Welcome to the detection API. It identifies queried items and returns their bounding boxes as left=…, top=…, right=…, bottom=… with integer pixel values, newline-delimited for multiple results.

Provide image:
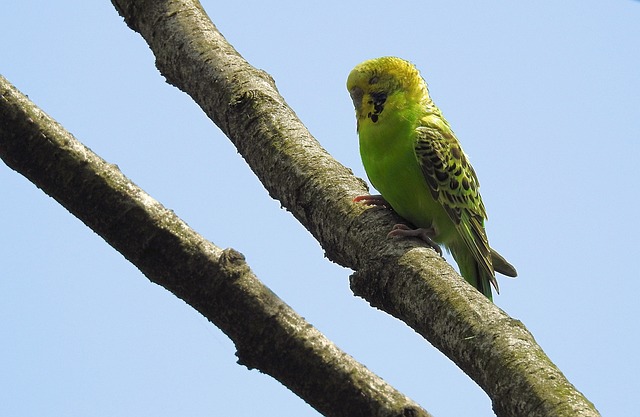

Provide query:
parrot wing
left=414, top=122, right=497, bottom=290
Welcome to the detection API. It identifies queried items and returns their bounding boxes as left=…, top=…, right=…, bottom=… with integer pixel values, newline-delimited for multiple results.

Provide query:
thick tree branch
left=106, top=1, right=600, bottom=416
left=0, top=75, right=432, bottom=417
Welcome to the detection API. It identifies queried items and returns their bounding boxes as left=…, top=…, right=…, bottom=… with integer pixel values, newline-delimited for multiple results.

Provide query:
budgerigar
left=347, top=56, right=516, bottom=300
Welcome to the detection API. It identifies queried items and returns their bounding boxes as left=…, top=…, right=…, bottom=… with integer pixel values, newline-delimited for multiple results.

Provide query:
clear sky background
left=2, top=1, right=639, bottom=416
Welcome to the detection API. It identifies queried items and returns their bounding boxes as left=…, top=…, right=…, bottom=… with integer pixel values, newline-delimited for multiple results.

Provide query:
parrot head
left=347, top=57, right=430, bottom=130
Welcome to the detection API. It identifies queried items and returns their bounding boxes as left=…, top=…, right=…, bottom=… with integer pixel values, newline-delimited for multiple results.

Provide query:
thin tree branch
left=106, top=1, right=600, bottom=416
left=0, top=74, right=432, bottom=417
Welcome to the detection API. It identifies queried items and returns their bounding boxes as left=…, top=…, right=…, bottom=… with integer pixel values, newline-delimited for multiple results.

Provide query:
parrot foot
left=388, top=224, right=443, bottom=256
left=354, top=196, right=443, bottom=256
left=353, top=194, right=390, bottom=208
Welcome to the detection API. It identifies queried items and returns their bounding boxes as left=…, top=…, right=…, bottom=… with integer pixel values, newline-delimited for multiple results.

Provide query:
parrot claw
left=388, top=224, right=443, bottom=256
left=355, top=196, right=443, bottom=256
left=353, top=194, right=390, bottom=208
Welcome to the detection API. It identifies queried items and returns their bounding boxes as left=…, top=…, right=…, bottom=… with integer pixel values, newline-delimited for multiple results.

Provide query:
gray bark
left=0, top=74, right=432, bottom=417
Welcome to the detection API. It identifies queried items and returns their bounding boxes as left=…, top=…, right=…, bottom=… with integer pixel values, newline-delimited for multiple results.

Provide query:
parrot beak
left=349, top=86, right=364, bottom=113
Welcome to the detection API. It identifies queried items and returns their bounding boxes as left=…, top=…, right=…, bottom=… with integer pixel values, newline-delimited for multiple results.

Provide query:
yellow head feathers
left=347, top=57, right=432, bottom=128
left=347, top=57, right=424, bottom=92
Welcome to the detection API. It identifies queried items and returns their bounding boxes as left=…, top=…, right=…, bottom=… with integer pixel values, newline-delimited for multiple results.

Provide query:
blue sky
left=2, top=1, right=639, bottom=416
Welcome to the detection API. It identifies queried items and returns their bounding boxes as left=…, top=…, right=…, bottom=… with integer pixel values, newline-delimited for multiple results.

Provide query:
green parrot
left=347, top=56, right=516, bottom=300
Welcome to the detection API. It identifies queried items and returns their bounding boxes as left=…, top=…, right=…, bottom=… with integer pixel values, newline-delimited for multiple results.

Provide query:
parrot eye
left=368, top=76, right=378, bottom=85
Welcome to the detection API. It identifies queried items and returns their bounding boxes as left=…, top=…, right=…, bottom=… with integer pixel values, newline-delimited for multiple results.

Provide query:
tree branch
left=105, top=1, right=600, bottom=416
left=0, top=74, right=432, bottom=417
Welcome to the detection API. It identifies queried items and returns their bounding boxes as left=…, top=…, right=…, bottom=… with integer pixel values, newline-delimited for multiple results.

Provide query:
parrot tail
left=491, top=247, right=517, bottom=278
left=452, top=246, right=496, bottom=301
left=475, top=263, right=495, bottom=301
